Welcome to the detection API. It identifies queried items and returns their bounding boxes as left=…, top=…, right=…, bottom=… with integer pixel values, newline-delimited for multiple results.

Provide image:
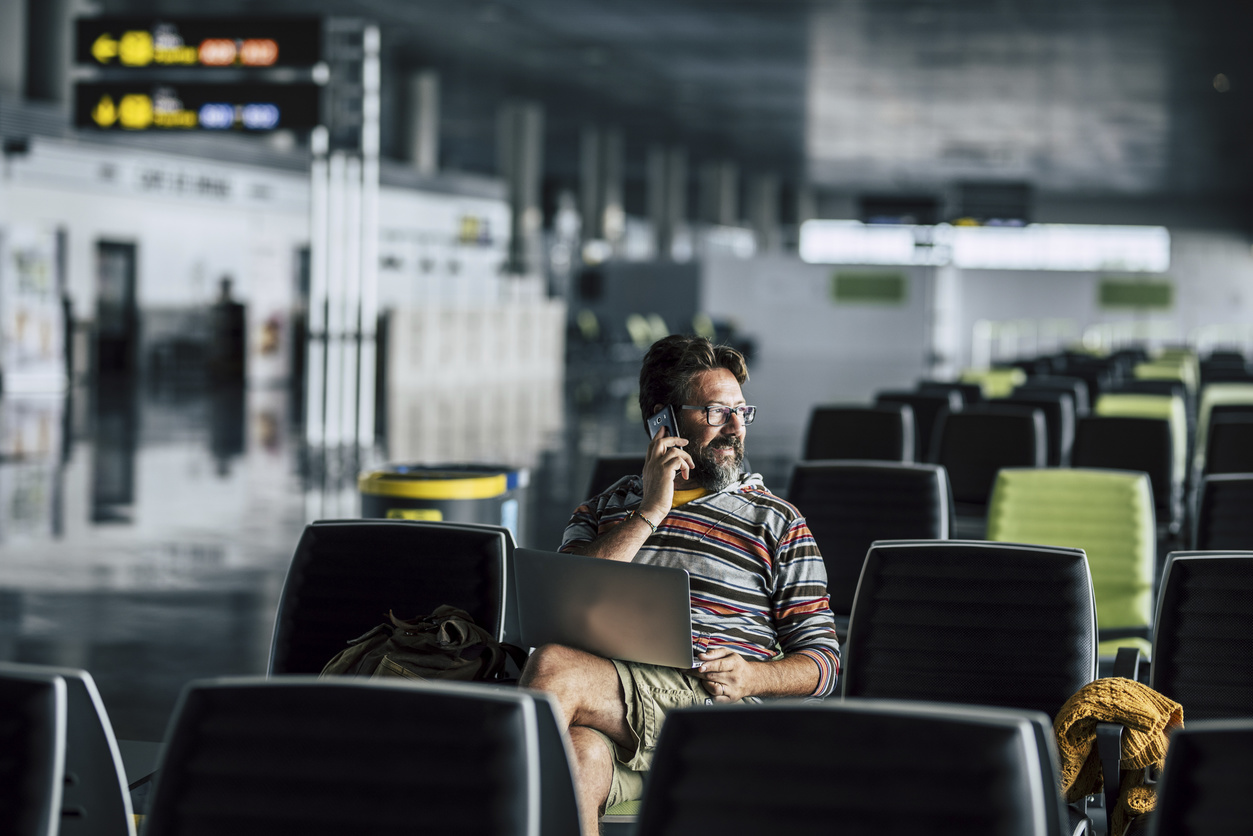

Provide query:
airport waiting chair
left=1202, top=413, right=1253, bottom=475
left=1016, top=375, right=1091, bottom=417
left=1193, top=474, right=1253, bottom=551
left=875, top=389, right=961, bottom=462
left=786, top=461, right=951, bottom=637
left=1006, top=388, right=1076, bottom=466
left=142, top=677, right=559, bottom=836
left=801, top=403, right=914, bottom=462
left=960, top=366, right=1027, bottom=399
left=268, top=519, right=510, bottom=675
left=0, top=662, right=136, bottom=836
left=1095, top=392, right=1188, bottom=493
left=917, top=379, right=984, bottom=406
left=1134, top=360, right=1197, bottom=397
left=635, top=700, right=1070, bottom=836
left=1150, top=551, right=1253, bottom=721
left=929, top=404, right=1047, bottom=524
left=1109, top=379, right=1196, bottom=475
left=0, top=666, right=66, bottom=836
left=1071, top=416, right=1182, bottom=537
left=1194, top=382, right=1253, bottom=476
left=586, top=453, right=646, bottom=498
left=986, top=468, right=1155, bottom=658
left=1149, top=718, right=1253, bottom=836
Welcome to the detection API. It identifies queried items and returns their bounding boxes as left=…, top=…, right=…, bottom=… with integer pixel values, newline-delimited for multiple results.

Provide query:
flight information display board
left=75, top=17, right=322, bottom=69
left=74, top=82, right=321, bottom=131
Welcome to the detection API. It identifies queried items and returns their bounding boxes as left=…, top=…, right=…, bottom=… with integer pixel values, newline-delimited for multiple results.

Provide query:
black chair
left=1150, top=551, right=1253, bottom=721
left=917, top=379, right=984, bottom=406
left=1194, top=474, right=1253, bottom=551
left=636, top=700, right=1069, bottom=836
left=929, top=405, right=1046, bottom=522
left=1149, top=718, right=1253, bottom=835
left=143, top=677, right=556, bottom=836
left=1007, top=389, right=1076, bottom=466
left=1071, top=416, right=1181, bottom=536
left=874, top=389, right=961, bottom=462
left=801, top=404, right=914, bottom=462
left=0, top=666, right=66, bottom=836
left=1016, top=375, right=1091, bottom=417
left=1203, top=414, right=1253, bottom=475
left=586, top=453, right=645, bottom=498
left=0, top=662, right=135, bottom=836
left=1111, top=379, right=1196, bottom=477
left=787, top=461, right=950, bottom=637
left=268, top=519, right=510, bottom=675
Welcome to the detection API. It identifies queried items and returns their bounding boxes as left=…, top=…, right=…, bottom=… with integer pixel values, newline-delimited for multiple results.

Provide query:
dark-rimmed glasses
left=680, top=405, right=757, bottom=426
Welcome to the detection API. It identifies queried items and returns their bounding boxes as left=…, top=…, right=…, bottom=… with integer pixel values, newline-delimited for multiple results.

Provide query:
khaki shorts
left=588, top=659, right=722, bottom=809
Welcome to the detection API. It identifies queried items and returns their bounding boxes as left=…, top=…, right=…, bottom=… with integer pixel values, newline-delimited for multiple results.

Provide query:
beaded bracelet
left=627, top=509, right=658, bottom=535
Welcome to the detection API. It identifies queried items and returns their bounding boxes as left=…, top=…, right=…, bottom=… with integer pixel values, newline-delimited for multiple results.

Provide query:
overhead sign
left=75, top=17, right=322, bottom=69
left=74, top=83, right=321, bottom=132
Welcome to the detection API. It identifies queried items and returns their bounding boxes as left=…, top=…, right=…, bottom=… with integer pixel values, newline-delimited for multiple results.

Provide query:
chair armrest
left=1095, top=722, right=1123, bottom=834
left=1112, top=647, right=1143, bottom=681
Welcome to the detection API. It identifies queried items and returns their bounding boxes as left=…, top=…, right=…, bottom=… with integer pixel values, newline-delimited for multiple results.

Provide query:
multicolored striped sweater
left=560, top=472, right=841, bottom=697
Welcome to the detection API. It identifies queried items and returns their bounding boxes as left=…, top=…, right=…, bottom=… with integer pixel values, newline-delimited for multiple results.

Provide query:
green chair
left=986, top=468, right=1155, bottom=659
left=1134, top=359, right=1197, bottom=396
left=960, top=367, right=1027, bottom=399
left=1195, top=382, right=1253, bottom=476
left=1094, top=392, right=1188, bottom=494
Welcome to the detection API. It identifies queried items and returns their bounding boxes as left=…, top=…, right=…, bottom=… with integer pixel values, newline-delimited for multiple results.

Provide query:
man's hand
left=692, top=646, right=758, bottom=703
left=640, top=428, right=692, bottom=522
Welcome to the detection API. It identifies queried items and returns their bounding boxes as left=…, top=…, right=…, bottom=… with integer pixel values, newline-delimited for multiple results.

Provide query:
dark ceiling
left=95, top=0, right=1253, bottom=216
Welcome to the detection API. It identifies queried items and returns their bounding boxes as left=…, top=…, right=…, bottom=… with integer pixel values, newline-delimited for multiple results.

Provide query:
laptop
left=513, top=547, right=695, bottom=669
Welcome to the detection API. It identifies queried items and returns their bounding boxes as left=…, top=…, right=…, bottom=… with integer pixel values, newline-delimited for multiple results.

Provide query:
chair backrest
left=1015, top=375, right=1091, bottom=416
left=1149, top=718, right=1253, bottom=836
left=1134, top=359, right=1197, bottom=394
left=1071, top=416, right=1176, bottom=519
left=1203, top=414, right=1253, bottom=475
left=1151, top=551, right=1253, bottom=721
left=874, top=390, right=961, bottom=462
left=930, top=405, right=1047, bottom=510
left=1196, top=382, right=1253, bottom=475
left=802, top=404, right=914, bottom=462
left=268, top=519, right=509, bottom=674
left=636, top=699, right=1066, bottom=836
left=960, top=367, right=1027, bottom=399
left=1095, top=392, right=1188, bottom=490
left=787, top=461, right=950, bottom=619
left=1194, top=474, right=1253, bottom=551
left=986, top=468, right=1155, bottom=654
left=0, top=667, right=66, bottom=836
left=917, top=380, right=984, bottom=406
left=144, top=677, right=543, bottom=836
left=0, top=662, right=135, bottom=836
left=842, top=540, right=1097, bottom=719
left=586, top=453, right=645, bottom=499
left=1006, top=389, right=1076, bottom=466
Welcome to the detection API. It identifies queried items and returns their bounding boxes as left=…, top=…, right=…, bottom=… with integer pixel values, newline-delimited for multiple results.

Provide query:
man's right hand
left=641, top=428, right=691, bottom=522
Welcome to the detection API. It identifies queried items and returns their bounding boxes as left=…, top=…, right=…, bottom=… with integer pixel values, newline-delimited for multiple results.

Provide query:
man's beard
left=686, top=434, right=745, bottom=492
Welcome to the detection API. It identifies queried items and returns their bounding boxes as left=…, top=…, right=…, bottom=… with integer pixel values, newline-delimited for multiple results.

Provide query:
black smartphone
left=645, top=405, right=679, bottom=439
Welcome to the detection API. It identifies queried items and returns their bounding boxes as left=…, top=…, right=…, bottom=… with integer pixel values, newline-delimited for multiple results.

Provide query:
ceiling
left=94, top=0, right=1253, bottom=217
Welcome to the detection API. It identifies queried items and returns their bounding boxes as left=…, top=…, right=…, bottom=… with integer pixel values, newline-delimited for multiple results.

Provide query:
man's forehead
left=688, top=368, right=745, bottom=404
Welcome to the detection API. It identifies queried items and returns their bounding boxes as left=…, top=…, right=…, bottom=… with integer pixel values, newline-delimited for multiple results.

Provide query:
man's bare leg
left=520, top=644, right=634, bottom=834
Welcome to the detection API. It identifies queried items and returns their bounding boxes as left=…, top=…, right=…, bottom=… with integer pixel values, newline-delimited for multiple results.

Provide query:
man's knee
left=519, top=643, right=593, bottom=690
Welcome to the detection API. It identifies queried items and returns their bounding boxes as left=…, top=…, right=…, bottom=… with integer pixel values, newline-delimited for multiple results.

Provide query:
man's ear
left=652, top=404, right=663, bottom=415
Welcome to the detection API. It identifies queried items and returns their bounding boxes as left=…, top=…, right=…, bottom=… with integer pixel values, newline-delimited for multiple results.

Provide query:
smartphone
left=645, top=405, right=679, bottom=439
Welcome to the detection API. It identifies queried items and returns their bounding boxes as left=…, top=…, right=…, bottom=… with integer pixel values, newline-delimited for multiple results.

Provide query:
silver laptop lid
left=514, top=548, right=695, bottom=669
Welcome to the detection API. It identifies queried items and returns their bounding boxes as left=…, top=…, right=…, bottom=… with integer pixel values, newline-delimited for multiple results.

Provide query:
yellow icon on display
left=91, top=95, right=118, bottom=127
left=118, top=94, right=154, bottom=129
left=91, top=33, right=119, bottom=63
left=118, top=30, right=154, bottom=66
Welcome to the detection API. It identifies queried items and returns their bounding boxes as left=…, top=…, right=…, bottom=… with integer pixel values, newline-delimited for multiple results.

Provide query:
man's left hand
left=692, top=647, right=756, bottom=703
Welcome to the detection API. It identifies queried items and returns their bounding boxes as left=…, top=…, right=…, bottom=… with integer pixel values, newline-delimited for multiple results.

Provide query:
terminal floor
left=0, top=361, right=805, bottom=745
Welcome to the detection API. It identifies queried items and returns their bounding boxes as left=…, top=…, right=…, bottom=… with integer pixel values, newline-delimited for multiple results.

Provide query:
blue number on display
left=198, top=103, right=235, bottom=130
left=241, top=104, right=280, bottom=130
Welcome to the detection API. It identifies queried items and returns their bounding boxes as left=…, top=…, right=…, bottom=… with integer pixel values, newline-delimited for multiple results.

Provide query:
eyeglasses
left=680, top=405, right=757, bottom=426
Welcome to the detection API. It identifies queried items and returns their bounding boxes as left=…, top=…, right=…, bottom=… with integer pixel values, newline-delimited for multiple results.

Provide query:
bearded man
left=520, top=334, right=841, bottom=834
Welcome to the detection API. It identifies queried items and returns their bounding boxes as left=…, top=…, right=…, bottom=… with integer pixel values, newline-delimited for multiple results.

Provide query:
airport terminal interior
left=2, top=0, right=1253, bottom=831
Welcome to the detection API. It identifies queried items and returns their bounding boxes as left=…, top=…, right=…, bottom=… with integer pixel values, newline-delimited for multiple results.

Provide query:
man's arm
left=566, top=429, right=693, bottom=562
left=691, top=647, right=822, bottom=702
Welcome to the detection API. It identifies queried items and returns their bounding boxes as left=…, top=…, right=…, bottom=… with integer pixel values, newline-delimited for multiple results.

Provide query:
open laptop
left=513, top=547, right=695, bottom=669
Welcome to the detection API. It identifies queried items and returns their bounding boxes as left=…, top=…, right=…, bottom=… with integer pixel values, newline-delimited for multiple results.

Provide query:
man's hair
left=638, top=335, right=749, bottom=418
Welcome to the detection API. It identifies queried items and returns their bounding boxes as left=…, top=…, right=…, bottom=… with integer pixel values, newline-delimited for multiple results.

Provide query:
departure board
left=74, top=83, right=321, bottom=131
left=75, top=17, right=322, bottom=69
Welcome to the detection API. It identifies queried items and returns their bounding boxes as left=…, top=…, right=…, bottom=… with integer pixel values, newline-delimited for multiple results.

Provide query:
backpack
left=319, top=604, right=527, bottom=682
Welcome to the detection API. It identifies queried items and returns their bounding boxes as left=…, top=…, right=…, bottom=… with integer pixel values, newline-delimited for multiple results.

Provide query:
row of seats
left=7, top=539, right=1249, bottom=835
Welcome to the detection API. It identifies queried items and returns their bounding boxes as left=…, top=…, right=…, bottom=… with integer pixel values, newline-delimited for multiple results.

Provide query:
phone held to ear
left=645, top=405, right=679, bottom=439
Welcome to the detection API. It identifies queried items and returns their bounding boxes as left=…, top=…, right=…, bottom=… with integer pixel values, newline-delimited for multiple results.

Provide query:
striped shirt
left=560, top=472, right=841, bottom=697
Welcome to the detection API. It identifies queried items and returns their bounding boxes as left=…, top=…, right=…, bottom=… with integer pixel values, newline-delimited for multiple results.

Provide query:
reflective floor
left=0, top=352, right=807, bottom=743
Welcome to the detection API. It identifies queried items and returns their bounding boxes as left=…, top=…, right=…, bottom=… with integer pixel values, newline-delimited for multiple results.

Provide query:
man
left=520, top=334, right=840, bottom=833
